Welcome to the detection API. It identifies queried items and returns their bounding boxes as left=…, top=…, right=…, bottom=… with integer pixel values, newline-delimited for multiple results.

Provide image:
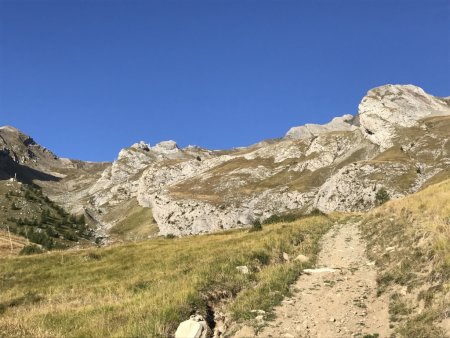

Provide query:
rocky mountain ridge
left=1, top=84, right=449, bottom=239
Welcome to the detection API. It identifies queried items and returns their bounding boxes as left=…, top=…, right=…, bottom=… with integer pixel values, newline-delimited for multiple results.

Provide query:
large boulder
left=175, top=315, right=212, bottom=338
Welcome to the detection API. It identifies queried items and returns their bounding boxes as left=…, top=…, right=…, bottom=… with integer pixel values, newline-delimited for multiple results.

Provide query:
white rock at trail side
left=175, top=320, right=203, bottom=338
left=175, top=315, right=211, bottom=338
left=358, top=84, right=450, bottom=149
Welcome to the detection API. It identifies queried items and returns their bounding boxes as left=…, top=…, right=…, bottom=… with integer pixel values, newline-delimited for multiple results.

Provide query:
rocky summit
left=1, top=84, right=449, bottom=239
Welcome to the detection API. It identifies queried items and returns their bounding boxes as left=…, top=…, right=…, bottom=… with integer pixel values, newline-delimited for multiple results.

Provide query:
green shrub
left=263, top=210, right=325, bottom=225
left=84, top=252, right=102, bottom=261
left=250, top=219, right=262, bottom=232
left=375, top=188, right=390, bottom=205
left=308, top=208, right=325, bottom=216
left=250, top=250, right=270, bottom=265
left=19, top=245, right=44, bottom=255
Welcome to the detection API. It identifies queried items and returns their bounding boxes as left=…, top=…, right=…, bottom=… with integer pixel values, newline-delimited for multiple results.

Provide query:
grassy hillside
left=361, top=178, right=450, bottom=337
left=0, top=181, right=94, bottom=254
left=106, top=199, right=159, bottom=241
left=0, top=229, right=28, bottom=256
left=0, top=214, right=336, bottom=337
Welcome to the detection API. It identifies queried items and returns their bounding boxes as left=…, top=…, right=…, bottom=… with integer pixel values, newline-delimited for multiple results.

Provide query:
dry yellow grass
left=361, top=178, right=450, bottom=337
left=0, top=229, right=28, bottom=256
left=0, top=214, right=337, bottom=337
left=107, top=199, right=159, bottom=241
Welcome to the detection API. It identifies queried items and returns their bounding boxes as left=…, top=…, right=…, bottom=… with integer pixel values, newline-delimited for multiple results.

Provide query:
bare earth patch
left=239, top=220, right=392, bottom=338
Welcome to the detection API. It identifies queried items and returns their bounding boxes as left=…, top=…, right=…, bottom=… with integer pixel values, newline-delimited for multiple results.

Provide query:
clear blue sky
left=1, top=0, right=449, bottom=161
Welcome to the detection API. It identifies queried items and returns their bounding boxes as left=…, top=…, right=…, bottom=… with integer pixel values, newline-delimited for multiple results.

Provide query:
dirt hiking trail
left=235, top=220, right=391, bottom=338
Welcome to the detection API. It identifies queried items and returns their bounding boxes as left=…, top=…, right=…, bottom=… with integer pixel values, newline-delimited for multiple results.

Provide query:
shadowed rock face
left=0, top=151, right=61, bottom=184
left=0, top=126, right=63, bottom=183
left=2, top=84, right=449, bottom=238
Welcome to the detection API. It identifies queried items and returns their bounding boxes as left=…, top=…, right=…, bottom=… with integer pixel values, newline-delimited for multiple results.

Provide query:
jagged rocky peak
left=1, top=125, right=36, bottom=146
left=358, top=84, right=450, bottom=149
left=0, top=125, right=21, bottom=133
left=0, top=125, right=58, bottom=164
left=284, top=114, right=356, bottom=140
left=131, top=141, right=150, bottom=151
left=285, top=84, right=450, bottom=147
left=360, top=84, right=450, bottom=120
left=151, top=140, right=179, bottom=153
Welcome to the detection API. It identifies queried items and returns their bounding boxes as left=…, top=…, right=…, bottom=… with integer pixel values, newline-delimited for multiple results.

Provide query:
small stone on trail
left=255, top=315, right=264, bottom=322
left=303, top=267, right=338, bottom=273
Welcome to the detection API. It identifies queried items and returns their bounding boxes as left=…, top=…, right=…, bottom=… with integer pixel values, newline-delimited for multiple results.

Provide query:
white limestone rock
left=131, top=141, right=150, bottom=151
left=358, top=84, right=450, bottom=149
left=285, top=114, right=356, bottom=140
left=152, top=140, right=180, bottom=153
left=175, top=315, right=211, bottom=338
left=48, top=84, right=449, bottom=238
left=313, top=162, right=411, bottom=212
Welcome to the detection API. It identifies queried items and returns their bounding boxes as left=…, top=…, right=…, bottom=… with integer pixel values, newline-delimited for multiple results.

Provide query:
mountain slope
left=1, top=179, right=448, bottom=337
left=76, top=84, right=449, bottom=237
left=1, top=84, right=449, bottom=240
left=362, top=177, right=450, bottom=337
left=0, top=180, right=95, bottom=254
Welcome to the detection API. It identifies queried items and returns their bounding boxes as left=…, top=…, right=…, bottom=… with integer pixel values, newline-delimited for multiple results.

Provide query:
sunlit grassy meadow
left=0, top=214, right=336, bottom=337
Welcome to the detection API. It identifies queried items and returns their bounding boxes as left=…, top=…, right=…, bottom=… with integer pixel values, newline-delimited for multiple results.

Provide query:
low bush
left=19, top=245, right=44, bottom=255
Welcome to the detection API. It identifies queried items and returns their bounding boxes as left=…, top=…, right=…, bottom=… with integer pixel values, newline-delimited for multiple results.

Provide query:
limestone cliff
left=2, top=84, right=449, bottom=239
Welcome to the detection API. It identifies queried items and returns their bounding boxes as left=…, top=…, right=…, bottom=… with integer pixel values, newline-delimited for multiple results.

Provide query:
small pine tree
left=250, top=219, right=263, bottom=232
left=375, top=188, right=390, bottom=205
left=77, top=214, right=86, bottom=225
left=24, top=190, right=32, bottom=201
left=40, top=209, right=49, bottom=224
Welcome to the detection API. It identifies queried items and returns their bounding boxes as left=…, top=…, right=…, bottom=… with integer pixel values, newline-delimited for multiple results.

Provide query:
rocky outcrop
left=5, top=84, right=448, bottom=239
left=314, top=162, right=405, bottom=213
left=72, top=86, right=450, bottom=236
left=0, top=125, right=60, bottom=167
left=358, top=84, right=450, bottom=149
left=285, top=114, right=357, bottom=139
